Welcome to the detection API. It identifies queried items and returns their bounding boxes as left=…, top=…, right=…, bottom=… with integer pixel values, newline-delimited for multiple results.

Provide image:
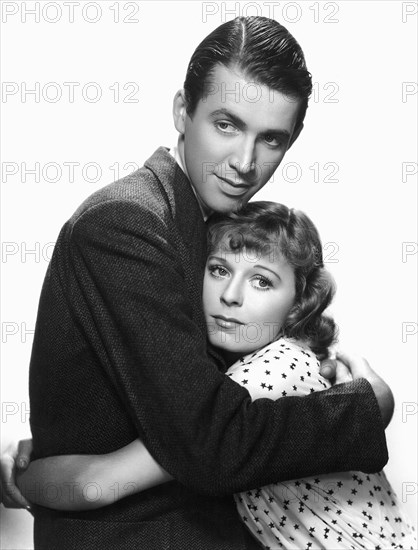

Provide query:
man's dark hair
left=184, top=16, right=312, bottom=132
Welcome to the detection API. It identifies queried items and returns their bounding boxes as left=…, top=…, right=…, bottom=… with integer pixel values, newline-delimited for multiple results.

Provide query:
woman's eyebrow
left=253, top=264, right=281, bottom=280
left=207, top=255, right=230, bottom=264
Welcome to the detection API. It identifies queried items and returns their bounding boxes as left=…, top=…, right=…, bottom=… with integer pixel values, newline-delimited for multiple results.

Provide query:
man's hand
left=319, top=357, right=352, bottom=383
left=337, top=352, right=394, bottom=428
left=1, top=439, right=33, bottom=510
left=320, top=357, right=353, bottom=385
left=319, top=358, right=337, bottom=380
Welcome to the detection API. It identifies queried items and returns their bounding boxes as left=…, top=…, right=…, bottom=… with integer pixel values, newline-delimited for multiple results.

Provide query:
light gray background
left=1, top=1, right=417, bottom=548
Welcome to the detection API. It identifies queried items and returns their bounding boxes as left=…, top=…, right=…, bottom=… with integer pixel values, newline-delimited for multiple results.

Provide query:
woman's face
left=203, top=242, right=296, bottom=360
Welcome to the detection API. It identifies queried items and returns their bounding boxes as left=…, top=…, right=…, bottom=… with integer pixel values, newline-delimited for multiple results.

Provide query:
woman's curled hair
left=207, top=201, right=338, bottom=360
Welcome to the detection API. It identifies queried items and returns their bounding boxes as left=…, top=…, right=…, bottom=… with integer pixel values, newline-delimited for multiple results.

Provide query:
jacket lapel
left=144, top=148, right=226, bottom=371
left=144, top=147, right=206, bottom=264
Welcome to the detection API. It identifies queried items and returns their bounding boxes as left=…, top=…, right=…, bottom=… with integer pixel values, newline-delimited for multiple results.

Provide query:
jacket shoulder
left=67, top=164, right=171, bottom=234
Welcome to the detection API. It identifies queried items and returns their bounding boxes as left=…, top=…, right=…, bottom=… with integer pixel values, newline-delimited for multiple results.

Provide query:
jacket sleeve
left=69, top=199, right=388, bottom=497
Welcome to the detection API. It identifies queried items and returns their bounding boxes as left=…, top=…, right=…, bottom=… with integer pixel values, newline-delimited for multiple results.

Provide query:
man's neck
left=173, top=137, right=212, bottom=221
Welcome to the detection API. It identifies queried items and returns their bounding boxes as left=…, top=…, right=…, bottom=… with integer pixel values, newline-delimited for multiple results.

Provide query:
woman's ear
left=173, top=89, right=187, bottom=135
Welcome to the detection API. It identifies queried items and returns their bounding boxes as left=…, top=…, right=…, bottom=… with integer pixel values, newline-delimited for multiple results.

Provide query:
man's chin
left=211, top=196, right=249, bottom=214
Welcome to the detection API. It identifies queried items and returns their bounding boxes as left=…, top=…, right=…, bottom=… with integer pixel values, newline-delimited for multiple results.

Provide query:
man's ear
left=288, top=123, right=303, bottom=149
left=173, top=89, right=187, bottom=134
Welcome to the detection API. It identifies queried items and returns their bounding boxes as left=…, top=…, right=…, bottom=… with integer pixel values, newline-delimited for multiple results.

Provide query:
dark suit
left=29, top=147, right=388, bottom=549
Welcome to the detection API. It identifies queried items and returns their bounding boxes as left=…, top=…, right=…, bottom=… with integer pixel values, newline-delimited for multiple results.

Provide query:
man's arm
left=63, top=200, right=388, bottom=497
left=4, top=354, right=392, bottom=510
left=15, top=439, right=172, bottom=511
left=2, top=357, right=391, bottom=509
left=337, top=352, right=394, bottom=427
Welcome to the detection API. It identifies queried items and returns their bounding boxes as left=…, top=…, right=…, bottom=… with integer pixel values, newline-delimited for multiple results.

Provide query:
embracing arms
left=2, top=193, right=390, bottom=510
left=9, top=353, right=393, bottom=511
left=15, top=440, right=171, bottom=511
left=62, top=201, right=388, bottom=494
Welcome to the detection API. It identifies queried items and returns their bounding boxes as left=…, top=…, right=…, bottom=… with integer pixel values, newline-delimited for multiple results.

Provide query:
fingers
left=334, top=360, right=353, bottom=384
left=0, top=451, right=31, bottom=509
left=319, top=358, right=337, bottom=379
left=16, top=439, right=33, bottom=470
left=337, top=352, right=393, bottom=427
left=336, top=351, right=372, bottom=379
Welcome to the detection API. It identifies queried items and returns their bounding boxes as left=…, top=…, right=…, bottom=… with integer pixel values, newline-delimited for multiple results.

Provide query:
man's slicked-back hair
left=184, top=16, right=312, bottom=131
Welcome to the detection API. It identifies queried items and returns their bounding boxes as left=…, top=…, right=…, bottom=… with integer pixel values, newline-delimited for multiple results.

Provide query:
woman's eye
left=251, top=276, right=273, bottom=290
left=208, top=265, right=229, bottom=278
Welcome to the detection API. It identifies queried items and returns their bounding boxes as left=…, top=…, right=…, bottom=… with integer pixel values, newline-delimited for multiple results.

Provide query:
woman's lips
left=212, top=315, right=244, bottom=330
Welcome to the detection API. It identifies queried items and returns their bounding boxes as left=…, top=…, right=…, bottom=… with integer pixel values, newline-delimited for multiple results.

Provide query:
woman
left=16, top=202, right=416, bottom=549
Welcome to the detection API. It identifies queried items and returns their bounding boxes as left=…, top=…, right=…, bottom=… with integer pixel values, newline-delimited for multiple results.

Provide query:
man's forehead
left=203, top=64, right=274, bottom=105
left=200, top=64, right=301, bottom=132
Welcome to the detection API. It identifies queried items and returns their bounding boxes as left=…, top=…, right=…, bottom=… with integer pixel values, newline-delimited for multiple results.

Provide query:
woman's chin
left=213, top=345, right=249, bottom=366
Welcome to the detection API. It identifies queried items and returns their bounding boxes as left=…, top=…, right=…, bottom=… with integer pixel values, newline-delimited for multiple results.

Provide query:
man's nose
left=228, top=136, right=257, bottom=175
left=220, top=280, right=243, bottom=307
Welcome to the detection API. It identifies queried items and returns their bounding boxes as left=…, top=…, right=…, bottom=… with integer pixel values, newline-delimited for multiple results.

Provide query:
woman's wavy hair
left=207, top=201, right=337, bottom=360
left=184, top=16, right=312, bottom=133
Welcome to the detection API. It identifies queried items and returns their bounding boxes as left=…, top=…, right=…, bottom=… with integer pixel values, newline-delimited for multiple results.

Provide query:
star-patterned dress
left=228, top=338, right=417, bottom=550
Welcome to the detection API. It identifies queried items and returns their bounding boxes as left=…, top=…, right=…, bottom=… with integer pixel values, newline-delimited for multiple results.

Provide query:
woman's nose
left=220, top=280, right=243, bottom=307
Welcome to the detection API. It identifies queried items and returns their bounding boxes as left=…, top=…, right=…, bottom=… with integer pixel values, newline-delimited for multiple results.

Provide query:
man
left=2, top=16, right=391, bottom=550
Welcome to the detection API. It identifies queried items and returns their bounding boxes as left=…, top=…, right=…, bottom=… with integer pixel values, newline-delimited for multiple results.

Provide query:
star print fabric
left=228, top=338, right=417, bottom=550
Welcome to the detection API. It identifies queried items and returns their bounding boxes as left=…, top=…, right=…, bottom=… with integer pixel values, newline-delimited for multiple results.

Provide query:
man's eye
left=264, top=134, right=282, bottom=147
left=216, top=121, right=236, bottom=133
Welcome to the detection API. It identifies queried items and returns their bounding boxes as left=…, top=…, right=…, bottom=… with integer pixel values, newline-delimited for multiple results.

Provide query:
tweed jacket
left=29, top=147, right=388, bottom=549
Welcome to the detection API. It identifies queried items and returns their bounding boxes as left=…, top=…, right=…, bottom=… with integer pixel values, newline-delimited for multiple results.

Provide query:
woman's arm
left=16, top=439, right=173, bottom=511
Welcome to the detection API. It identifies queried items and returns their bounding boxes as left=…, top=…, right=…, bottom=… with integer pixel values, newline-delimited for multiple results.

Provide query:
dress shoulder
left=226, top=338, right=331, bottom=401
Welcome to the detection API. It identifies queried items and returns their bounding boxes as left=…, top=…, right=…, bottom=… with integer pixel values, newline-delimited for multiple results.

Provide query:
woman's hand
left=1, top=439, right=33, bottom=510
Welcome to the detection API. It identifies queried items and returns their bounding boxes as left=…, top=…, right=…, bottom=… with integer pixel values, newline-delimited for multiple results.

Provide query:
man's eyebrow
left=209, top=108, right=291, bottom=140
left=209, top=108, right=247, bottom=129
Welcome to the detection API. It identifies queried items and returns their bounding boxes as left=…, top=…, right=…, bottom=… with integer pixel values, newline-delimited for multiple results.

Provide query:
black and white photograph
left=1, top=1, right=417, bottom=549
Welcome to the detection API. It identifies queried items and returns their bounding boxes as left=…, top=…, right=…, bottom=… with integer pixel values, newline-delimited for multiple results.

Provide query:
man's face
left=176, top=64, right=302, bottom=214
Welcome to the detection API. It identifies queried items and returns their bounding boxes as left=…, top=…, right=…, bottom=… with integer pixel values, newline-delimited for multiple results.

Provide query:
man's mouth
left=215, top=175, right=251, bottom=197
